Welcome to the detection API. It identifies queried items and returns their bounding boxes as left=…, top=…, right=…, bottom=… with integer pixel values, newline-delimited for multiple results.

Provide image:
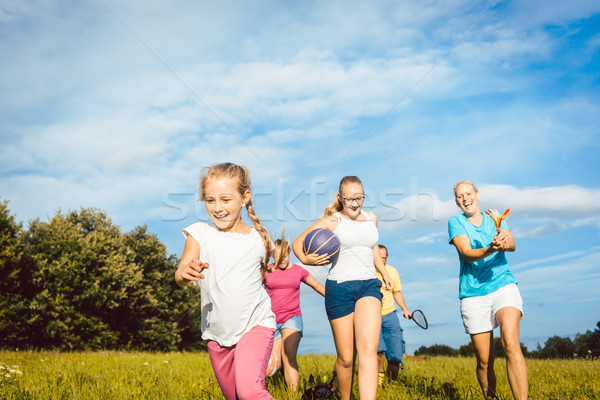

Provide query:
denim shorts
left=274, top=315, right=303, bottom=340
left=325, top=278, right=382, bottom=320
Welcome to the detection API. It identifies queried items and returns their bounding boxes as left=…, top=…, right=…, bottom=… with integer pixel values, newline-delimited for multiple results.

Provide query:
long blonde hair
left=323, top=176, right=363, bottom=217
left=270, top=233, right=290, bottom=271
left=199, top=162, right=272, bottom=268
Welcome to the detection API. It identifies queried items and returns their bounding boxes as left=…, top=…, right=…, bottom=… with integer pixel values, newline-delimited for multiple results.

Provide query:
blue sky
left=1, top=0, right=599, bottom=355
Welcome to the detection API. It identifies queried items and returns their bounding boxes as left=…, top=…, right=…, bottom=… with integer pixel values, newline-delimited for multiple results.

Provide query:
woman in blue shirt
left=449, top=181, right=528, bottom=400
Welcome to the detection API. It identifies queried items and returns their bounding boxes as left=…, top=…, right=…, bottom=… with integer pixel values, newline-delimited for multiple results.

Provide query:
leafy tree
left=0, top=200, right=27, bottom=346
left=122, top=225, right=202, bottom=350
left=0, top=200, right=22, bottom=288
left=574, top=321, right=600, bottom=358
left=1, top=206, right=203, bottom=351
left=533, top=336, right=577, bottom=359
left=415, top=344, right=457, bottom=356
left=458, top=342, right=475, bottom=357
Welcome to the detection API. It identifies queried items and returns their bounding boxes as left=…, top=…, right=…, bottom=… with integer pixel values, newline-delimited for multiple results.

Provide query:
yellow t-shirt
left=375, top=264, right=402, bottom=316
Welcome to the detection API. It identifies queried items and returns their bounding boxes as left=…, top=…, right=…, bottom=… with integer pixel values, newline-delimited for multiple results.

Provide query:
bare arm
left=451, top=234, right=495, bottom=263
left=371, top=213, right=393, bottom=290
left=451, top=228, right=516, bottom=263
left=175, top=235, right=208, bottom=287
left=304, top=274, right=326, bottom=296
left=292, top=215, right=339, bottom=265
left=392, top=290, right=412, bottom=320
left=374, top=244, right=393, bottom=290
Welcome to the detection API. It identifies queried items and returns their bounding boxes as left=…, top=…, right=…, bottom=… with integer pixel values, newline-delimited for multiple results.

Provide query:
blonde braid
left=246, top=199, right=272, bottom=269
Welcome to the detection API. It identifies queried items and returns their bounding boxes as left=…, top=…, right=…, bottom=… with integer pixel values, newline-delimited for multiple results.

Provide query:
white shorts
left=460, top=283, right=523, bottom=335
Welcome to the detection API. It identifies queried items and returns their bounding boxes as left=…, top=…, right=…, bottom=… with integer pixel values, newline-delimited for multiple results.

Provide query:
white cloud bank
left=378, top=184, right=600, bottom=238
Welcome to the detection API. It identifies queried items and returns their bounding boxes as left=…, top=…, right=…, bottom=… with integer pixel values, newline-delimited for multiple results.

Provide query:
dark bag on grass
left=301, top=371, right=339, bottom=400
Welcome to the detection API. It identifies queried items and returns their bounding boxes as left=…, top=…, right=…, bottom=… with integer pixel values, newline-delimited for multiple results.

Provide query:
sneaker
left=378, top=372, right=386, bottom=386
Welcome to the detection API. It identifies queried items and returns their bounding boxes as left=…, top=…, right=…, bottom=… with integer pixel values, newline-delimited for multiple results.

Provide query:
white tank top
left=327, top=211, right=379, bottom=283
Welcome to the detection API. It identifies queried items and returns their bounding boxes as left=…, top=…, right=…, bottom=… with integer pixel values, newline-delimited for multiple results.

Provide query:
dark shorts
left=325, top=278, right=382, bottom=320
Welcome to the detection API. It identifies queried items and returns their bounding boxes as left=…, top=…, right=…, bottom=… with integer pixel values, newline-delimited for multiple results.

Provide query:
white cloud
left=377, top=184, right=600, bottom=238
left=518, top=252, right=600, bottom=298
left=511, top=250, right=590, bottom=271
left=406, top=231, right=447, bottom=244
left=510, top=0, right=600, bottom=26
left=511, top=222, right=567, bottom=239
left=480, top=184, right=600, bottom=218
left=414, top=256, right=449, bottom=264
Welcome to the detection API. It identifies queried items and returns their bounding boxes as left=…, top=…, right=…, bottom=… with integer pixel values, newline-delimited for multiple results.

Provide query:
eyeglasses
left=340, top=195, right=365, bottom=204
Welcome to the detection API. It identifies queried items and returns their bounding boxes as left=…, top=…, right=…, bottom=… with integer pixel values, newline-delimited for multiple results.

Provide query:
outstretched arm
left=175, top=235, right=208, bottom=287
left=304, top=274, right=326, bottom=296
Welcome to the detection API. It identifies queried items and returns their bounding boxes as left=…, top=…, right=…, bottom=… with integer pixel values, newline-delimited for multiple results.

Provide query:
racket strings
left=412, top=310, right=428, bottom=329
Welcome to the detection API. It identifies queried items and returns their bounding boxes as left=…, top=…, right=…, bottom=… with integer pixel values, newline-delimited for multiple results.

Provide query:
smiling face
left=339, top=182, right=365, bottom=219
left=203, top=178, right=251, bottom=232
left=454, top=182, right=481, bottom=217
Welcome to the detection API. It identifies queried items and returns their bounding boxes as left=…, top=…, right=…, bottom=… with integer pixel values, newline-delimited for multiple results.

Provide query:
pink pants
left=207, top=325, right=275, bottom=400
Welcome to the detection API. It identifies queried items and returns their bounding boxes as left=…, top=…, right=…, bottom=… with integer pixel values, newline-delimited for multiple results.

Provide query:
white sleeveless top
left=182, top=222, right=275, bottom=346
left=327, top=211, right=379, bottom=283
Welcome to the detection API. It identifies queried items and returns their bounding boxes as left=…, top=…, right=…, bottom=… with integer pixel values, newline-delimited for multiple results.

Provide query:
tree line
left=415, top=322, right=600, bottom=359
left=0, top=201, right=203, bottom=351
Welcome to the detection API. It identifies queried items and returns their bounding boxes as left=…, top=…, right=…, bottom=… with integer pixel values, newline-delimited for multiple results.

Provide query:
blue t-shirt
left=448, top=213, right=517, bottom=299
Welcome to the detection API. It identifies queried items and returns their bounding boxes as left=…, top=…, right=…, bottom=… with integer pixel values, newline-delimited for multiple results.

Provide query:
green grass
left=1, top=351, right=598, bottom=399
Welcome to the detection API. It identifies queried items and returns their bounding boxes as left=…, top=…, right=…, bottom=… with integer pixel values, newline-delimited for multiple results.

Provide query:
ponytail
left=272, top=233, right=290, bottom=270
left=323, top=197, right=343, bottom=217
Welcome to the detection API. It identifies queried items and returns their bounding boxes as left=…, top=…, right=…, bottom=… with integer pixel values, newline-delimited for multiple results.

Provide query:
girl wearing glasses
left=292, top=176, right=393, bottom=400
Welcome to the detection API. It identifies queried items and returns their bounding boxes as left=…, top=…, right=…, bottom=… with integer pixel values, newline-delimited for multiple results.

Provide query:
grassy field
left=1, top=350, right=598, bottom=399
